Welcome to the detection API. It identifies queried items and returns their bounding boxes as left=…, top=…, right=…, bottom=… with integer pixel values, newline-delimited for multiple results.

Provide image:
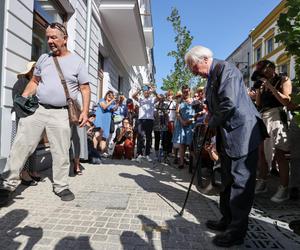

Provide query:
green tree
left=276, top=0, right=300, bottom=126
left=275, top=0, right=300, bottom=86
left=162, top=8, right=201, bottom=93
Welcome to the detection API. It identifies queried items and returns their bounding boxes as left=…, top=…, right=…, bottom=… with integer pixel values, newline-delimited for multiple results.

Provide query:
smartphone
left=142, top=85, right=149, bottom=91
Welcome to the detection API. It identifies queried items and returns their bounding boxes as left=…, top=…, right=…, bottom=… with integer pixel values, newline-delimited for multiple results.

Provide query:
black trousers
left=219, top=147, right=258, bottom=238
left=137, top=119, right=154, bottom=156
left=154, top=131, right=169, bottom=153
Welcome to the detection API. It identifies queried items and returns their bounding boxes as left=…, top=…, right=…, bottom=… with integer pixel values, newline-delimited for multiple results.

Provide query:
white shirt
left=167, top=100, right=177, bottom=122
left=138, top=96, right=156, bottom=120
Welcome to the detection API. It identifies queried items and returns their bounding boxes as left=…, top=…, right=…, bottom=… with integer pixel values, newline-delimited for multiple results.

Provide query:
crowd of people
left=0, top=21, right=299, bottom=248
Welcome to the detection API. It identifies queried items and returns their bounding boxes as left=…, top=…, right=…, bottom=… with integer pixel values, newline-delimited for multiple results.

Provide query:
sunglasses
left=49, top=22, right=68, bottom=36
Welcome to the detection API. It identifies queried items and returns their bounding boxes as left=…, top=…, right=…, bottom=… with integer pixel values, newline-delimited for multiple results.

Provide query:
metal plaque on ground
left=74, top=191, right=130, bottom=210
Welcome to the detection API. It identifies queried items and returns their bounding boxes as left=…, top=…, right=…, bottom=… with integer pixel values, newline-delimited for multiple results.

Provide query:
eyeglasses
left=49, top=22, right=68, bottom=36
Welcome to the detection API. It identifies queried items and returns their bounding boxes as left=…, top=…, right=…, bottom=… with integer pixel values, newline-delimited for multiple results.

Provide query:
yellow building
left=250, top=0, right=295, bottom=79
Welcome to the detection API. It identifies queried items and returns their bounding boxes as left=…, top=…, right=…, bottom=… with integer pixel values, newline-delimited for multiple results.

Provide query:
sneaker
left=90, top=157, right=102, bottom=165
left=255, top=179, right=268, bottom=194
left=55, top=189, right=75, bottom=201
left=271, top=185, right=289, bottom=203
left=163, top=157, right=170, bottom=165
left=133, top=155, right=143, bottom=163
left=102, top=152, right=109, bottom=158
left=0, top=189, right=12, bottom=207
left=145, top=155, right=153, bottom=163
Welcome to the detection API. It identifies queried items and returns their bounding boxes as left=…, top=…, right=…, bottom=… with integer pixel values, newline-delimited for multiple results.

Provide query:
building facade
left=0, top=0, right=155, bottom=168
left=226, top=36, right=252, bottom=87
left=250, top=0, right=295, bottom=79
left=226, top=0, right=295, bottom=88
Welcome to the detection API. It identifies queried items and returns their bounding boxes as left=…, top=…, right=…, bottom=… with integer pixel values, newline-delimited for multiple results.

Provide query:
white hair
left=185, top=45, right=213, bottom=65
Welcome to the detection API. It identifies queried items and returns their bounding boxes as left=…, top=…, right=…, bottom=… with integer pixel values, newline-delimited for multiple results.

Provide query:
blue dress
left=94, top=98, right=114, bottom=139
left=172, top=101, right=195, bottom=145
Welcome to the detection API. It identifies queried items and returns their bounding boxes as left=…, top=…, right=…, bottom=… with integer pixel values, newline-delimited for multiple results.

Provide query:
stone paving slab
left=0, top=158, right=300, bottom=249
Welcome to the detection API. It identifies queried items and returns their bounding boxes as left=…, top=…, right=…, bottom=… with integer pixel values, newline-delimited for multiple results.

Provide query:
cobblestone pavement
left=0, top=158, right=300, bottom=250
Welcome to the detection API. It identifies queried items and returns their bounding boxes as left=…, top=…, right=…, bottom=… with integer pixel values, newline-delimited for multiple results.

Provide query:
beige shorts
left=261, top=107, right=289, bottom=166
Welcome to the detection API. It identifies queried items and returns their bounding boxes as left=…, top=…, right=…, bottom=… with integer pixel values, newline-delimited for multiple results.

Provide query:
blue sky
left=152, top=0, right=282, bottom=91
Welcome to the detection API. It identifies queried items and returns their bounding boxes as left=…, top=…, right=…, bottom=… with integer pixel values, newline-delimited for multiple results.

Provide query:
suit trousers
left=219, top=147, right=258, bottom=237
left=0, top=105, right=71, bottom=193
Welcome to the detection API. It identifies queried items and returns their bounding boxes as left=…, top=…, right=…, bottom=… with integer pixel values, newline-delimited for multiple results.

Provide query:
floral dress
left=172, top=100, right=195, bottom=145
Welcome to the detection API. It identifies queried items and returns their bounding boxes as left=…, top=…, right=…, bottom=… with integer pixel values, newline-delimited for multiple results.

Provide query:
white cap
left=17, top=61, right=36, bottom=77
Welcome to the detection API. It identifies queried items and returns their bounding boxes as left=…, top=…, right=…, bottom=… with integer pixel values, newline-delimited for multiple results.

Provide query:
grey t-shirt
left=34, top=53, right=89, bottom=106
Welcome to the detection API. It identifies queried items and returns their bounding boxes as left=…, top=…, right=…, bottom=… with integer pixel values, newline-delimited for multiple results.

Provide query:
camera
left=115, top=92, right=123, bottom=102
left=251, top=70, right=265, bottom=89
left=191, top=100, right=204, bottom=113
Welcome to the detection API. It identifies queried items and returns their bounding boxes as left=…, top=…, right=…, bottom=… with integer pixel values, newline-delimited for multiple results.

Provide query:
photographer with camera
left=253, top=60, right=291, bottom=203
left=94, top=90, right=116, bottom=156
left=132, top=85, right=160, bottom=163
left=112, top=118, right=134, bottom=159
left=153, top=94, right=169, bottom=162
left=107, top=93, right=126, bottom=156
left=172, top=85, right=195, bottom=169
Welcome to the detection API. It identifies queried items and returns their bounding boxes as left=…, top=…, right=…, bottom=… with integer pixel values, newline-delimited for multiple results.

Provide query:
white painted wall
left=0, top=0, right=155, bottom=162
left=1, top=0, right=34, bottom=158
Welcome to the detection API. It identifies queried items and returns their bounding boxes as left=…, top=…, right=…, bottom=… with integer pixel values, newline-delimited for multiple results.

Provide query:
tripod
left=179, top=126, right=211, bottom=216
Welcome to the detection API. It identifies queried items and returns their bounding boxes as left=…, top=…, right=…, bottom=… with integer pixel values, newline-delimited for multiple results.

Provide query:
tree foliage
left=276, top=0, right=300, bottom=126
left=162, top=8, right=202, bottom=93
left=275, top=0, right=300, bottom=86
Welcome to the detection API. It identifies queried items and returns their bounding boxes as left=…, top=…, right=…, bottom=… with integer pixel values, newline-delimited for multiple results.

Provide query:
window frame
left=265, top=37, right=274, bottom=55
left=31, top=0, right=67, bottom=60
left=254, top=46, right=262, bottom=62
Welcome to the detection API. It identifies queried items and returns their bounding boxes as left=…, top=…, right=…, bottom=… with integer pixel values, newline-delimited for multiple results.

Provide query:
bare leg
left=179, top=144, right=186, bottom=166
left=275, top=149, right=289, bottom=187
left=257, top=143, right=268, bottom=180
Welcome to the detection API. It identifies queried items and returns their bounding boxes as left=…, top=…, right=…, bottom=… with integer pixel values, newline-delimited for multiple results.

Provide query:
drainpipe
left=85, top=0, right=92, bottom=67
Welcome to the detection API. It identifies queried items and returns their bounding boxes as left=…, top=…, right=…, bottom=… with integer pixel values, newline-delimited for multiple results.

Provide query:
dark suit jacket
left=206, top=59, right=264, bottom=158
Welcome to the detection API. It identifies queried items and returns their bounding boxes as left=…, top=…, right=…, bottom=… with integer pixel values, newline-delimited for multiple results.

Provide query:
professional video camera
left=251, top=70, right=265, bottom=89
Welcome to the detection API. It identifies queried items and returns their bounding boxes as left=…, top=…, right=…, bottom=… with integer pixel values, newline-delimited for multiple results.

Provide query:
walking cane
left=179, top=127, right=210, bottom=216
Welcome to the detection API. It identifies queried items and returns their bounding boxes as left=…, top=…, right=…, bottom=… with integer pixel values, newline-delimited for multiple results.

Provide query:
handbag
left=53, top=56, right=81, bottom=125
left=113, top=114, right=123, bottom=123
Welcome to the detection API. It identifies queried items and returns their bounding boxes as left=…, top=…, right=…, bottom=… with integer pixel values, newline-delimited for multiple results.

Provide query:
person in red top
left=113, top=118, right=134, bottom=160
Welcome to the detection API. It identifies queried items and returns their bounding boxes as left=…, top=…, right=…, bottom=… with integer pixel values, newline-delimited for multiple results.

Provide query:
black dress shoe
left=212, top=231, right=244, bottom=247
left=206, top=219, right=227, bottom=231
left=0, top=189, right=12, bottom=207
left=55, top=189, right=75, bottom=201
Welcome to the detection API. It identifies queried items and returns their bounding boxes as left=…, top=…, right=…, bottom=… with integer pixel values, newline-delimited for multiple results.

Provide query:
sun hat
left=17, top=61, right=36, bottom=77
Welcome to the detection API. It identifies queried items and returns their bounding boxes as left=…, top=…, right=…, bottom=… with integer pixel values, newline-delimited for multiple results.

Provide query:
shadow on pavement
left=0, top=209, right=43, bottom=250
left=54, top=236, right=93, bottom=250
left=119, top=167, right=300, bottom=249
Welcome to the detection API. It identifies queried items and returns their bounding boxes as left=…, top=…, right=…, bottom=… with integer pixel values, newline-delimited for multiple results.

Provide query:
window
left=31, top=0, right=67, bottom=60
left=118, top=76, right=123, bottom=92
left=278, top=63, right=289, bottom=76
left=266, top=37, right=274, bottom=54
left=255, top=46, right=261, bottom=62
left=98, top=53, right=105, bottom=98
left=34, top=0, right=65, bottom=24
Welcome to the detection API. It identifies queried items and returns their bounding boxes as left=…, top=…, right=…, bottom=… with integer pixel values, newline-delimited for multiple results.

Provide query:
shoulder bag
left=53, top=56, right=81, bottom=125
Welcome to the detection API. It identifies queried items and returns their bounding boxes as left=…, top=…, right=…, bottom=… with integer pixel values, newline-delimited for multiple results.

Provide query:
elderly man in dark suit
left=185, top=45, right=267, bottom=247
